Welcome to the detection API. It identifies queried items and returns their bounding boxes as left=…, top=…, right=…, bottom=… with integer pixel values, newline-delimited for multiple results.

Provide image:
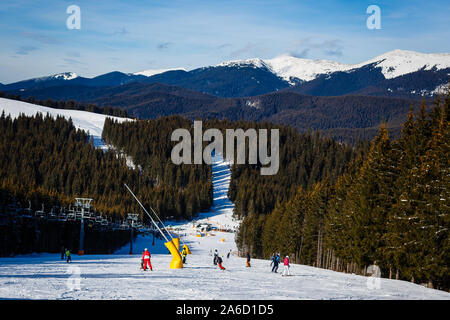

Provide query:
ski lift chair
left=47, top=207, right=58, bottom=221
left=67, top=211, right=76, bottom=222
left=95, top=214, right=104, bottom=223
left=101, top=218, right=108, bottom=226
left=22, top=201, right=33, bottom=218
left=120, top=220, right=130, bottom=230
left=57, top=207, right=67, bottom=222
left=75, top=209, right=83, bottom=220
left=35, top=204, right=46, bottom=220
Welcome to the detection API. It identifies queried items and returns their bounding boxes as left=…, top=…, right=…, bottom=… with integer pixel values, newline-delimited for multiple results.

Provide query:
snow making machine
left=124, top=184, right=189, bottom=269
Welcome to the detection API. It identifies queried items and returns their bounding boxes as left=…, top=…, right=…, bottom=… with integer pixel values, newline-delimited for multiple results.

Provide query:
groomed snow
left=0, top=97, right=130, bottom=147
left=0, top=153, right=449, bottom=300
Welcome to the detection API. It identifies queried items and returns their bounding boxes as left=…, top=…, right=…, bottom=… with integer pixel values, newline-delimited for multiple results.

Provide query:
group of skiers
left=270, top=253, right=291, bottom=276
left=61, top=244, right=292, bottom=275
left=140, top=246, right=188, bottom=271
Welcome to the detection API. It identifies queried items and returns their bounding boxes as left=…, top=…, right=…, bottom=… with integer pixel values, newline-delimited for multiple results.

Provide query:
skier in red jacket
left=282, top=255, right=291, bottom=276
left=142, top=248, right=153, bottom=271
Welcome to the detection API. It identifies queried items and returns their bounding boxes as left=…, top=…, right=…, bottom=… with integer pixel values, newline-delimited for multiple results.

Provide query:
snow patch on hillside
left=52, top=72, right=78, bottom=81
left=218, top=58, right=268, bottom=70
left=0, top=97, right=130, bottom=143
left=266, top=54, right=349, bottom=83
left=133, top=68, right=186, bottom=77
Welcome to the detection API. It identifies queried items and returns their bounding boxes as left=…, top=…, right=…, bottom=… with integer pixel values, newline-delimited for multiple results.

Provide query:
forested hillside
left=0, top=113, right=210, bottom=221
left=237, top=94, right=449, bottom=290
left=6, top=81, right=422, bottom=143
left=102, top=116, right=213, bottom=219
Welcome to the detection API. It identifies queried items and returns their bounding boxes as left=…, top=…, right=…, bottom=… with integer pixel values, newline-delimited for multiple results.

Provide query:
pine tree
left=344, top=123, right=399, bottom=269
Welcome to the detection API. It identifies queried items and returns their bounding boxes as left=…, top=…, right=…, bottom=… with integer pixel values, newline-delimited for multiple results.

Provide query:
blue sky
left=0, top=0, right=449, bottom=83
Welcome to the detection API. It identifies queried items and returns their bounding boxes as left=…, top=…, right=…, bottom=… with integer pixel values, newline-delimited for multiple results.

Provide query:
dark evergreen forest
left=236, top=95, right=449, bottom=290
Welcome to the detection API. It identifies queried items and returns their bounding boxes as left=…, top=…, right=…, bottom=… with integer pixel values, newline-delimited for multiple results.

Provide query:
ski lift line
left=148, top=205, right=174, bottom=240
left=148, top=205, right=189, bottom=248
left=124, top=183, right=170, bottom=243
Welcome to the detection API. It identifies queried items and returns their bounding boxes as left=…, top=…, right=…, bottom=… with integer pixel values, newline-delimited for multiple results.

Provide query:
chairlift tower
left=127, top=213, right=139, bottom=254
left=75, top=198, right=93, bottom=255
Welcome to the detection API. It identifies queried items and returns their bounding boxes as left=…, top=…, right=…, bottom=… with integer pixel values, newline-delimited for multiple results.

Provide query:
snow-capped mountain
left=351, top=49, right=450, bottom=79
left=133, top=67, right=186, bottom=77
left=220, top=49, right=450, bottom=83
left=2, top=50, right=449, bottom=99
left=50, top=72, right=79, bottom=81
left=26, top=72, right=79, bottom=82
left=266, top=55, right=350, bottom=84
left=218, top=57, right=269, bottom=69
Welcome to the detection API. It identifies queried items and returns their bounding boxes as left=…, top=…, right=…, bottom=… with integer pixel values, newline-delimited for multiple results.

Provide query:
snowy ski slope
left=0, top=97, right=130, bottom=147
left=0, top=153, right=449, bottom=300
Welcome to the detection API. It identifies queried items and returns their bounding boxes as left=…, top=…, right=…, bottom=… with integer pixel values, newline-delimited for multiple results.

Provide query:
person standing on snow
left=213, top=249, right=218, bottom=265
left=271, top=253, right=280, bottom=273
left=282, top=255, right=291, bottom=276
left=217, top=255, right=226, bottom=270
left=246, top=252, right=251, bottom=267
left=227, top=250, right=231, bottom=259
left=142, top=248, right=152, bottom=271
left=181, top=247, right=187, bottom=264
left=65, top=249, right=71, bottom=263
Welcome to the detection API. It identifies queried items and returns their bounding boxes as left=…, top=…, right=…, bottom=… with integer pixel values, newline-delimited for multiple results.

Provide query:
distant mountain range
left=1, top=49, right=447, bottom=143
left=1, top=80, right=422, bottom=143
left=1, top=50, right=449, bottom=99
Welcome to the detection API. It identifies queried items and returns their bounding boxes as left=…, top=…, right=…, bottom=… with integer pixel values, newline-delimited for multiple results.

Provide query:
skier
left=246, top=251, right=251, bottom=267
left=65, top=249, right=71, bottom=263
left=227, top=249, right=231, bottom=259
left=282, top=255, right=291, bottom=276
left=271, top=253, right=280, bottom=273
left=142, top=248, right=152, bottom=271
left=213, top=249, right=218, bottom=265
left=217, top=255, right=226, bottom=270
left=181, top=247, right=187, bottom=264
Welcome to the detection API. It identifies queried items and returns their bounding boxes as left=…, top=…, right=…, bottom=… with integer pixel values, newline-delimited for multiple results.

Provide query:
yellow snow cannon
left=164, top=239, right=183, bottom=269
left=172, top=237, right=180, bottom=250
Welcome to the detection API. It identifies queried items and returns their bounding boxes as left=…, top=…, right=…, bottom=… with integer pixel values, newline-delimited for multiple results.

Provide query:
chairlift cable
left=124, top=183, right=169, bottom=243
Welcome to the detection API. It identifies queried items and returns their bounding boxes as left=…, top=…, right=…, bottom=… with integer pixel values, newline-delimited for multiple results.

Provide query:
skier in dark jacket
left=271, top=253, right=280, bottom=273
left=246, top=252, right=251, bottom=267
left=213, top=249, right=218, bottom=265
left=217, top=256, right=225, bottom=270
left=181, top=247, right=187, bottom=264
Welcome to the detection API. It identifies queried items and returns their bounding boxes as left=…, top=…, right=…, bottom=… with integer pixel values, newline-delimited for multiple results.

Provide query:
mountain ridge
left=2, top=49, right=449, bottom=99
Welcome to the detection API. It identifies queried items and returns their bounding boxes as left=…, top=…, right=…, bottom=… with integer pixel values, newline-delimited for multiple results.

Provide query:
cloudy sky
left=0, top=0, right=449, bottom=83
